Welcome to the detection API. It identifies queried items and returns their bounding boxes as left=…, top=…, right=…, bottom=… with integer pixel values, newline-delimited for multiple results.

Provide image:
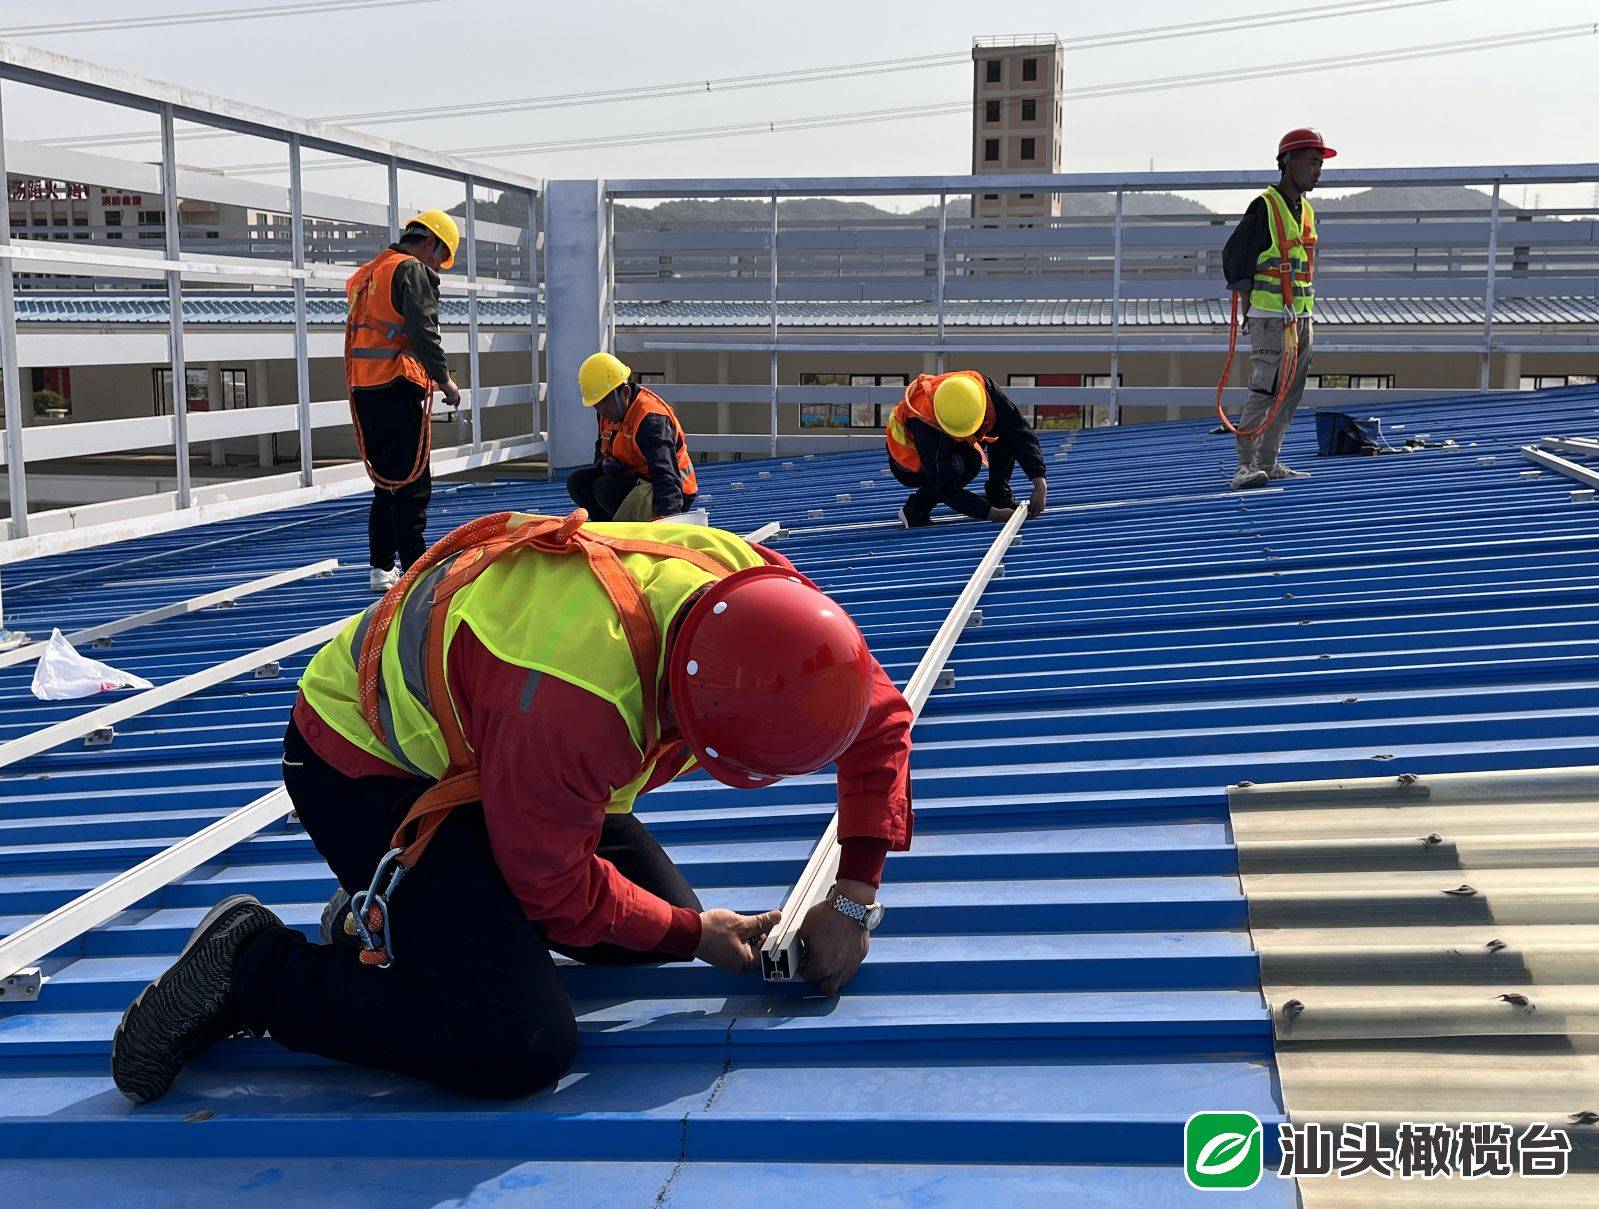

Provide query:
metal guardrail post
left=386, top=156, right=400, bottom=244
left=935, top=188, right=948, bottom=374
left=526, top=187, right=542, bottom=465
left=1110, top=186, right=1124, bottom=427
left=0, top=82, right=27, bottom=537
left=289, top=133, right=314, bottom=488
left=761, top=505, right=1030, bottom=981
left=604, top=195, right=617, bottom=352
left=768, top=193, right=779, bottom=457
left=159, top=103, right=192, bottom=509
left=465, top=178, right=482, bottom=453
left=1480, top=179, right=1502, bottom=393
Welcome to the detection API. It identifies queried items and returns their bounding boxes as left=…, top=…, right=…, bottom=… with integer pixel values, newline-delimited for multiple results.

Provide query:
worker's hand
left=987, top=505, right=1016, bottom=523
left=796, top=879, right=874, bottom=996
left=695, top=907, right=781, bottom=975
left=1027, top=478, right=1047, bottom=519
left=440, top=379, right=462, bottom=411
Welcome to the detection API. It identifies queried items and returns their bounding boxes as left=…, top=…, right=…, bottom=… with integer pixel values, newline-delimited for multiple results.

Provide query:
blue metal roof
left=3, top=384, right=1599, bottom=1202
left=12, top=293, right=1599, bottom=328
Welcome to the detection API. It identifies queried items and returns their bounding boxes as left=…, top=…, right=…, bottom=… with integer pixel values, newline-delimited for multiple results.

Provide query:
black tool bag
left=1315, top=411, right=1392, bottom=456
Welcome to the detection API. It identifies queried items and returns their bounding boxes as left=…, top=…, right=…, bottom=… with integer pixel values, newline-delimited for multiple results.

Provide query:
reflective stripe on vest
left=886, top=370, right=991, bottom=474
left=345, top=248, right=434, bottom=392
left=602, top=388, right=699, bottom=498
left=298, top=519, right=768, bottom=801
left=1249, top=187, right=1318, bottom=317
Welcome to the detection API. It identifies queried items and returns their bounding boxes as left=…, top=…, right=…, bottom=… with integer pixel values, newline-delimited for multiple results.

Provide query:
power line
left=42, top=0, right=1462, bottom=151
left=215, top=21, right=1597, bottom=172
left=0, top=0, right=443, bottom=38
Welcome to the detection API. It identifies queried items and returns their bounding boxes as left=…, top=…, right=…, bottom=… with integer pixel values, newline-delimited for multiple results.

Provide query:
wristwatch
left=827, top=887, right=885, bottom=932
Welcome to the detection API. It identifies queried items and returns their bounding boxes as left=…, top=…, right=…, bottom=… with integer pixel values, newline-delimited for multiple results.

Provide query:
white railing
left=0, top=39, right=546, bottom=546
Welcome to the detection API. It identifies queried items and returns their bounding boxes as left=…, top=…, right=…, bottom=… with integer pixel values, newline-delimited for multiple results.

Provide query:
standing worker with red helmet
left=109, top=511, right=912, bottom=1103
left=344, top=210, right=465, bottom=591
left=886, top=369, right=1048, bottom=528
left=1219, top=129, right=1334, bottom=490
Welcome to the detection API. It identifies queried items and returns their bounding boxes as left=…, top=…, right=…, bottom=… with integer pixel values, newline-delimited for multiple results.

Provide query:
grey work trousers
left=1235, top=313, right=1313, bottom=472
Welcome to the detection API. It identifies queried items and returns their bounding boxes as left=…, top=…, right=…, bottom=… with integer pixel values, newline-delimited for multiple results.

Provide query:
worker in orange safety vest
left=566, top=352, right=699, bottom=522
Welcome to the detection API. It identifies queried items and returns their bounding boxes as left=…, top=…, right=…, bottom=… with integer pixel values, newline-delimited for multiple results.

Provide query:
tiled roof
left=12, top=293, right=1599, bottom=328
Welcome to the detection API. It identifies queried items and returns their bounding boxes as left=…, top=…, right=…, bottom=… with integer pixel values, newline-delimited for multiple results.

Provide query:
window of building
left=153, top=366, right=249, bottom=415
left=1021, top=98, right=1037, bottom=122
left=72, top=215, right=88, bottom=241
left=984, top=193, right=999, bottom=201
left=1020, top=192, right=1035, bottom=200
left=984, top=100, right=1000, bottom=123
left=1304, top=374, right=1397, bottom=389
left=634, top=372, right=666, bottom=385
left=31, top=367, right=71, bottom=418
left=798, top=372, right=908, bottom=429
left=137, top=209, right=164, bottom=241
left=1006, top=372, right=1122, bottom=429
left=1020, top=137, right=1036, bottom=161
left=985, top=60, right=1001, bottom=84
left=1022, top=58, right=1038, bottom=81
left=1520, top=374, right=1599, bottom=391
left=104, top=211, right=122, bottom=240
left=983, top=138, right=999, bottom=163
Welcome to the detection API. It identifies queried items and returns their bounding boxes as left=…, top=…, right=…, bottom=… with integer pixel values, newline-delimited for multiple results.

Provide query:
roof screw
left=1397, top=773, right=1419, bottom=786
left=1233, top=780, right=1254, bottom=789
left=1442, top=884, right=1477, bottom=897
left=1421, top=833, right=1443, bottom=847
left=1281, top=999, right=1305, bottom=1023
left=1485, top=938, right=1508, bottom=954
left=1569, top=1111, right=1599, bottom=1126
left=1341, top=697, right=1358, bottom=704
left=1496, top=992, right=1535, bottom=1014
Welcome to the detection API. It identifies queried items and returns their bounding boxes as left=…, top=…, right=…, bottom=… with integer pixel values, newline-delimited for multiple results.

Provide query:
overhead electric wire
left=42, top=0, right=1461, bottom=151
left=213, top=20, right=1599, bottom=173
left=0, top=0, right=442, bottom=38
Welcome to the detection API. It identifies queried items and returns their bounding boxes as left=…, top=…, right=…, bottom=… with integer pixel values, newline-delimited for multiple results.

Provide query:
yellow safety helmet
left=403, top=209, right=461, bottom=270
left=933, top=374, right=987, bottom=439
left=579, top=351, right=632, bottom=408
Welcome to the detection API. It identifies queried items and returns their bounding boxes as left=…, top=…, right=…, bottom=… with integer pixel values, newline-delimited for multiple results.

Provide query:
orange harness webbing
left=349, top=509, right=742, bottom=964
left=345, top=373, right=434, bottom=493
left=1215, top=197, right=1315, bottom=441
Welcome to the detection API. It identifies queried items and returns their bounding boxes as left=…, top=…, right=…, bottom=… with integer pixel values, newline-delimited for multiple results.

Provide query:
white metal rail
left=0, top=558, right=338, bottom=669
left=761, top=505, right=1029, bottom=981
left=0, top=38, right=545, bottom=545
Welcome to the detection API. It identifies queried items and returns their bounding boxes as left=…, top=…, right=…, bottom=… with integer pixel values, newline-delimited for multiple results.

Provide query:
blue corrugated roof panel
left=3, top=384, right=1599, bottom=1202
left=11, top=293, right=1598, bottom=328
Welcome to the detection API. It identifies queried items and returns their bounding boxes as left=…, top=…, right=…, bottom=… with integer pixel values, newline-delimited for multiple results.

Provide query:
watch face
left=864, top=903, right=885, bottom=930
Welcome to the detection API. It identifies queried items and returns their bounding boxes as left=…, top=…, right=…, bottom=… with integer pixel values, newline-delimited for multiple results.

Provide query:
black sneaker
left=111, top=894, right=282, bottom=1104
left=319, top=888, right=360, bottom=950
left=898, top=504, right=931, bottom=529
left=985, top=489, right=1018, bottom=511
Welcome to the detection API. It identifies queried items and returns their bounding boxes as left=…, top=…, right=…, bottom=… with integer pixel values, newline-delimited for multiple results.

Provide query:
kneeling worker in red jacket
left=111, top=512, right=912, bottom=1102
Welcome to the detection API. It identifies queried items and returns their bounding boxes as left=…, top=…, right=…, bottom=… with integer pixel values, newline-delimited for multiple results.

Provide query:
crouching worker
left=111, top=511, right=912, bottom=1102
left=567, top=352, right=698, bottom=522
left=886, top=369, right=1047, bottom=528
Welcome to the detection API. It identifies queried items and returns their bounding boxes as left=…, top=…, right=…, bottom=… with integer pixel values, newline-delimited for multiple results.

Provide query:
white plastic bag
left=30, top=629, right=153, bottom=701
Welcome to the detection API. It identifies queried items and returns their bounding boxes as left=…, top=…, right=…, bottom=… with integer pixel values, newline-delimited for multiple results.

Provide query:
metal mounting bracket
left=84, top=727, right=114, bottom=748
left=0, top=967, right=41, bottom=1001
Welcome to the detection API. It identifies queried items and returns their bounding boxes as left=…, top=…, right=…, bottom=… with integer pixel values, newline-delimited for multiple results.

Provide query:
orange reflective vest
left=345, top=248, right=436, bottom=394
left=600, top=387, right=699, bottom=497
left=344, top=248, right=436, bottom=491
left=885, top=370, right=993, bottom=474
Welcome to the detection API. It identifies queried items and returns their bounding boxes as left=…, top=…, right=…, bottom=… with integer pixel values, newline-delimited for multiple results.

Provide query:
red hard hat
left=668, top=565, right=875, bottom=788
left=1278, top=127, right=1336, bottom=159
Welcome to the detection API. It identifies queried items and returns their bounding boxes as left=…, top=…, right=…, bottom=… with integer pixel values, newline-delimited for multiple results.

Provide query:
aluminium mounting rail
left=1522, top=442, right=1599, bottom=490
left=0, top=558, right=338, bottom=670
left=0, top=521, right=783, bottom=997
left=760, top=505, right=1029, bottom=981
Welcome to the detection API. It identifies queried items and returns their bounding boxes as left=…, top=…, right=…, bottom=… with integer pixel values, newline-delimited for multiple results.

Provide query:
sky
left=0, top=0, right=1595, bottom=211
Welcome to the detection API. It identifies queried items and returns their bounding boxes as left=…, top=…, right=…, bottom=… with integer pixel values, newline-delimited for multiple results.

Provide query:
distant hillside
left=1314, top=185, right=1515, bottom=213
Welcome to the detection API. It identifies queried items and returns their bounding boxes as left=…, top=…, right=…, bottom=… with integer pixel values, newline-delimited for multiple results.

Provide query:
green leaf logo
left=1186, top=1112, right=1265, bottom=1190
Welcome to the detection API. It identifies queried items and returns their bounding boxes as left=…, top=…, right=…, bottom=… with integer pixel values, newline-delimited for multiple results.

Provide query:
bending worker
left=1220, top=128, right=1332, bottom=490
left=344, top=210, right=463, bottom=591
left=111, top=512, right=912, bottom=1103
left=567, top=352, right=698, bottom=522
left=887, top=369, right=1047, bottom=528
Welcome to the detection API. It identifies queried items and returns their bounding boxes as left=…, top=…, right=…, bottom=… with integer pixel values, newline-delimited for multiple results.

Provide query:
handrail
left=0, top=558, right=338, bottom=669
left=760, top=505, right=1030, bottom=981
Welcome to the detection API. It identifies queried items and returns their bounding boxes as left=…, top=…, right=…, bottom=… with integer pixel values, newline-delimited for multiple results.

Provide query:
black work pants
left=890, top=444, right=1020, bottom=522
left=565, top=464, right=696, bottom=521
left=353, top=380, right=432, bottom=570
left=231, top=720, right=702, bottom=1098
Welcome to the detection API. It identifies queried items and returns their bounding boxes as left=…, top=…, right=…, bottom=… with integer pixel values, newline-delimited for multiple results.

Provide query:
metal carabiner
left=350, top=846, right=408, bottom=968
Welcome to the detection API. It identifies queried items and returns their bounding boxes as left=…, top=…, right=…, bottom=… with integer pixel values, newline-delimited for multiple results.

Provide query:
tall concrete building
left=970, top=34, right=1064, bottom=224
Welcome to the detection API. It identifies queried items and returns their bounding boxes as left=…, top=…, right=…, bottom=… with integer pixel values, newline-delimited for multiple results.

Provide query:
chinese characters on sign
left=1279, top=1121, right=1573, bottom=1180
left=99, top=190, right=143, bottom=207
left=7, top=179, right=90, bottom=202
